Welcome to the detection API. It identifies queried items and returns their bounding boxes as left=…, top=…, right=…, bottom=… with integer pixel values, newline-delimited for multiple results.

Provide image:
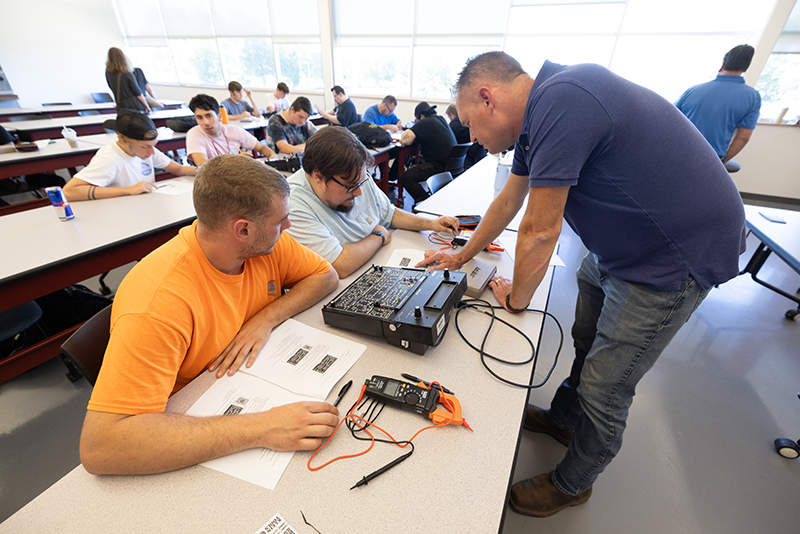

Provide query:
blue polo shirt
left=511, top=61, right=746, bottom=291
left=675, top=75, right=761, bottom=157
left=363, top=104, right=400, bottom=126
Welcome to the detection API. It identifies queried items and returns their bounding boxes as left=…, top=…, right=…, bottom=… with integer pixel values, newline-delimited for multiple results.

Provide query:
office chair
left=60, top=305, right=112, bottom=386
left=423, top=171, right=453, bottom=196
left=91, top=92, right=114, bottom=104
left=42, top=102, right=72, bottom=107
left=445, top=142, right=472, bottom=178
left=724, top=160, right=741, bottom=173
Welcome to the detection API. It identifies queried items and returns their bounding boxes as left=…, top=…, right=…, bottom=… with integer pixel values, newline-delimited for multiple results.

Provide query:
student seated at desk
left=220, top=80, right=261, bottom=120
left=267, top=96, right=316, bottom=154
left=80, top=155, right=340, bottom=475
left=186, top=94, right=276, bottom=166
left=319, top=86, right=358, bottom=127
left=62, top=114, right=195, bottom=202
left=286, top=127, right=458, bottom=278
left=362, top=95, right=403, bottom=132
left=265, top=82, right=291, bottom=113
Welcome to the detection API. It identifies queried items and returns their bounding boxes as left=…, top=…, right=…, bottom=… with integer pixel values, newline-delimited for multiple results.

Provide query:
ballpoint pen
left=333, top=380, right=352, bottom=407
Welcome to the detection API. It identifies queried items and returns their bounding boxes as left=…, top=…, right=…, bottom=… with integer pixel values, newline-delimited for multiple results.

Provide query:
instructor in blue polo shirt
left=676, top=44, right=761, bottom=170
left=417, top=52, right=746, bottom=517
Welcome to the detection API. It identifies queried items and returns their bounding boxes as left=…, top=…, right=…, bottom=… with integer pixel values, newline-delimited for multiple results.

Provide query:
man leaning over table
left=417, top=52, right=745, bottom=517
left=286, top=126, right=458, bottom=278
left=186, top=94, right=276, bottom=166
left=62, top=113, right=195, bottom=202
left=80, top=154, right=340, bottom=475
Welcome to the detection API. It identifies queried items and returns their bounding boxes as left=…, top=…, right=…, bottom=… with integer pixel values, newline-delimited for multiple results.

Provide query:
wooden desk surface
left=0, top=229, right=556, bottom=534
left=415, top=155, right=527, bottom=232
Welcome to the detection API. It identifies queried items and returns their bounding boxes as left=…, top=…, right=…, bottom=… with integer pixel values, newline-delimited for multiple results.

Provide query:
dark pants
left=399, top=161, right=445, bottom=204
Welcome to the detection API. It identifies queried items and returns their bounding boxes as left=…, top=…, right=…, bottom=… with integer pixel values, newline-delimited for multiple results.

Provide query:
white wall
left=732, top=124, right=800, bottom=200
left=0, top=0, right=124, bottom=107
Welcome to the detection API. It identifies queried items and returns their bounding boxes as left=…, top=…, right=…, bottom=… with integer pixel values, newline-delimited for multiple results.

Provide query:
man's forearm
left=723, top=138, right=748, bottom=163
left=81, top=410, right=263, bottom=475
left=332, top=237, right=383, bottom=278
left=508, top=228, right=558, bottom=310
left=391, top=209, right=436, bottom=232
left=257, top=269, right=338, bottom=324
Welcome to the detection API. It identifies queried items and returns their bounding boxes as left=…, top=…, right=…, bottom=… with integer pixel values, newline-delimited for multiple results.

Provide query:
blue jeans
left=548, top=253, right=709, bottom=495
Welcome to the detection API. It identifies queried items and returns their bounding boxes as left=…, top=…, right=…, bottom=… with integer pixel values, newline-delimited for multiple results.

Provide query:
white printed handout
left=152, top=180, right=193, bottom=195
left=385, top=248, right=427, bottom=269
left=187, top=319, right=366, bottom=490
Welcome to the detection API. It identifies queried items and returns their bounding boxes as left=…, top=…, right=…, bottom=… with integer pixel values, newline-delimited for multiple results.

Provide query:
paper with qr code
left=186, top=320, right=364, bottom=489
left=254, top=513, right=297, bottom=534
left=386, top=248, right=427, bottom=269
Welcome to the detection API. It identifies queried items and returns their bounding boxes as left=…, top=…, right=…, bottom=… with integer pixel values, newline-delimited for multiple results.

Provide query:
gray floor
left=2, top=210, right=799, bottom=532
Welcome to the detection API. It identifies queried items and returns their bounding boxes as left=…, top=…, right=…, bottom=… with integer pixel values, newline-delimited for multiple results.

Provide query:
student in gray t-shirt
left=220, top=81, right=261, bottom=119
left=286, top=127, right=459, bottom=278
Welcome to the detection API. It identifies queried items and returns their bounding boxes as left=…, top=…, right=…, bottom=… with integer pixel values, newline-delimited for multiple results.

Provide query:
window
left=755, top=1, right=800, bottom=123
left=112, top=0, right=323, bottom=91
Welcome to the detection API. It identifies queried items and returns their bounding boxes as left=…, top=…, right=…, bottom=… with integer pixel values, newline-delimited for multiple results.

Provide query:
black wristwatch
left=505, top=293, right=527, bottom=314
left=371, top=230, right=385, bottom=246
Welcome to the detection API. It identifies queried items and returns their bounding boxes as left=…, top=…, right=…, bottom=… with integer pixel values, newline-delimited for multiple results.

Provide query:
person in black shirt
left=398, top=102, right=456, bottom=204
left=105, top=47, right=150, bottom=113
left=320, top=86, right=358, bottom=127
left=446, top=104, right=487, bottom=170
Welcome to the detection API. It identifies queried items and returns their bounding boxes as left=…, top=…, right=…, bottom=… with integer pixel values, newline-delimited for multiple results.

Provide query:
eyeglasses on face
left=329, top=170, right=373, bottom=194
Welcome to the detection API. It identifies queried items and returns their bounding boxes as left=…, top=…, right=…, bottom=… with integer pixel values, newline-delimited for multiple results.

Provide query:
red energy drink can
left=45, top=186, right=75, bottom=221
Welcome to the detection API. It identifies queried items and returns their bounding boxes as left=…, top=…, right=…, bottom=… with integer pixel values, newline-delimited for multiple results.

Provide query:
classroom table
left=0, top=226, right=556, bottom=534
left=414, top=154, right=527, bottom=231
left=6, top=108, right=194, bottom=141
left=369, top=141, right=418, bottom=205
left=0, top=176, right=197, bottom=383
left=740, top=204, right=800, bottom=320
left=0, top=128, right=187, bottom=181
left=0, top=101, right=185, bottom=122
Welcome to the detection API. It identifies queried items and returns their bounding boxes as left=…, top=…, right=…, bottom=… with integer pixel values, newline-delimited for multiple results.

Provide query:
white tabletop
left=0, top=176, right=196, bottom=283
left=0, top=229, right=556, bottom=534
left=0, top=128, right=188, bottom=177
left=5, top=108, right=193, bottom=133
left=743, top=204, right=800, bottom=272
left=415, top=155, right=527, bottom=232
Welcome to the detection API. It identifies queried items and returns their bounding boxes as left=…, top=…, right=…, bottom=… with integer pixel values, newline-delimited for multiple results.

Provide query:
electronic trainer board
left=322, top=265, right=467, bottom=354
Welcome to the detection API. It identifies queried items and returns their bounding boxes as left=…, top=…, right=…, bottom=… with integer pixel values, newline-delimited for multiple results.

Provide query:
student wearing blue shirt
left=320, top=86, right=358, bottom=127
left=419, top=52, right=746, bottom=518
left=362, top=95, right=403, bottom=132
left=676, top=45, right=761, bottom=167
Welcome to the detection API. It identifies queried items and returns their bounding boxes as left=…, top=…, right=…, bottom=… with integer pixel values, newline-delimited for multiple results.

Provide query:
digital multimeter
left=364, top=376, right=440, bottom=416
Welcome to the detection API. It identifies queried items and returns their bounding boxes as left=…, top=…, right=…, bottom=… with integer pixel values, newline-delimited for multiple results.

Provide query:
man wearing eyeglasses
left=286, top=127, right=459, bottom=278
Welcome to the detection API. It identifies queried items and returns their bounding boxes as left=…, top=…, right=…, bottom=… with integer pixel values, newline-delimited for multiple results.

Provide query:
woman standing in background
left=105, top=47, right=150, bottom=114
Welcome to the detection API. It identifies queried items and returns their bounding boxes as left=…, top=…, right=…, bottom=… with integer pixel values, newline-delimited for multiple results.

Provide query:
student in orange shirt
left=79, top=154, right=339, bottom=475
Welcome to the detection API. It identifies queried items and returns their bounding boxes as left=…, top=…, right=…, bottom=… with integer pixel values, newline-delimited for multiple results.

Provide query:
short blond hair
left=193, top=155, right=290, bottom=231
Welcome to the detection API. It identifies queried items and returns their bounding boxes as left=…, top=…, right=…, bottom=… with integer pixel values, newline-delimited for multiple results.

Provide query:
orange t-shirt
left=88, top=221, right=332, bottom=415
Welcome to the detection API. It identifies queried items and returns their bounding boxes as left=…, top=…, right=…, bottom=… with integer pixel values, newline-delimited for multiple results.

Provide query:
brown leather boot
left=509, top=471, right=592, bottom=517
left=523, top=404, right=573, bottom=446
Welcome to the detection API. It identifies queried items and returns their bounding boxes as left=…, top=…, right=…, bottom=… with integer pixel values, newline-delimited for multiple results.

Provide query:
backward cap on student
left=301, top=127, right=374, bottom=183
left=193, top=155, right=289, bottom=231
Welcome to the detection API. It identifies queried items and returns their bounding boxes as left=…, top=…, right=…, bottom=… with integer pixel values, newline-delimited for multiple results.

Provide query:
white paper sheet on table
left=152, top=180, right=193, bottom=195
left=186, top=319, right=366, bottom=490
left=499, top=235, right=565, bottom=267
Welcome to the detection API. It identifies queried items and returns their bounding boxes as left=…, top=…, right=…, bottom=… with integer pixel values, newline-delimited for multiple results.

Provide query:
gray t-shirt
left=221, top=98, right=253, bottom=116
left=286, top=168, right=395, bottom=263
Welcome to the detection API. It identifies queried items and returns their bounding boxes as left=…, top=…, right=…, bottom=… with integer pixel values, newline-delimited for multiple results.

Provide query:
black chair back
left=60, top=306, right=112, bottom=386
left=445, top=142, right=472, bottom=177
left=425, top=171, right=454, bottom=195
left=91, top=92, right=115, bottom=103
